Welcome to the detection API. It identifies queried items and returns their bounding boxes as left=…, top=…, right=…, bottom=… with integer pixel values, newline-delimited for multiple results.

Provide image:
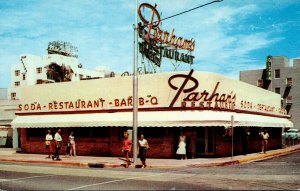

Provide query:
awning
left=0, top=120, right=12, bottom=126
left=12, top=110, right=293, bottom=128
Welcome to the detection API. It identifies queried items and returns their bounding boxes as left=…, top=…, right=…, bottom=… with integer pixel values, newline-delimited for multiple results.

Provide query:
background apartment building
left=8, top=41, right=110, bottom=100
left=240, top=56, right=300, bottom=130
left=0, top=88, right=19, bottom=147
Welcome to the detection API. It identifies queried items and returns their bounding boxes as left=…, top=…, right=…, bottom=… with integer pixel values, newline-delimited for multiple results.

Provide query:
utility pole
left=231, top=115, right=234, bottom=159
left=132, top=0, right=223, bottom=165
left=132, top=0, right=139, bottom=164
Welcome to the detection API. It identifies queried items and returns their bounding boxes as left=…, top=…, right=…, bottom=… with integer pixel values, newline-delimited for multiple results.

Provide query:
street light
left=132, top=0, right=139, bottom=165
left=132, top=0, right=224, bottom=165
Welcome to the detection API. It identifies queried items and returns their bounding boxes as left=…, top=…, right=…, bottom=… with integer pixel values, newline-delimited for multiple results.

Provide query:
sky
left=0, top=0, right=299, bottom=88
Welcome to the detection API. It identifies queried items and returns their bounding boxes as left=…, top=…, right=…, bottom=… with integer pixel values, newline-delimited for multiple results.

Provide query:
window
left=11, top=92, right=16, bottom=100
left=15, top=81, right=20, bottom=86
left=286, top=77, right=292, bottom=86
left=36, top=67, right=42, bottom=73
left=23, top=74, right=26, bottom=80
left=15, top=70, right=20, bottom=76
left=274, top=69, right=280, bottom=78
left=257, top=79, right=263, bottom=87
left=275, top=87, right=280, bottom=94
left=36, top=79, right=43, bottom=84
left=286, top=96, right=292, bottom=105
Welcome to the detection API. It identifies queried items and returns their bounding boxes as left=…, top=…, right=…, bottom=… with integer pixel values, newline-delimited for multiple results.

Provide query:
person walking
left=45, top=130, right=53, bottom=158
left=261, top=129, right=269, bottom=153
left=138, top=134, right=149, bottom=168
left=122, top=131, right=132, bottom=168
left=176, top=132, right=187, bottom=160
left=52, top=129, right=62, bottom=160
left=69, top=131, right=76, bottom=157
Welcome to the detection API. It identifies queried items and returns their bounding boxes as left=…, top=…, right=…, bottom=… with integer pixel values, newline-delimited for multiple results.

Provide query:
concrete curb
left=188, top=160, right=240, bottom=168
left=0, top=158, right=90, bottom=167
left=88, top=162, right=122, bottom=168
left=0, top=146, right=299, bottom=169
left=237, top=146, right=300, bottom=164
left=189, top=146, right=300, bottom=168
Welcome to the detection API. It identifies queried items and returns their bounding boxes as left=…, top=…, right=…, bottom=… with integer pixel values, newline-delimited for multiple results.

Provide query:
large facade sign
left=266, top=55, right=272, bottom=81
left=47, top=41, right=78, bottom=58
left=137, top=3, right=195, bottom=67
left=17, top=70, right=287, bottom=116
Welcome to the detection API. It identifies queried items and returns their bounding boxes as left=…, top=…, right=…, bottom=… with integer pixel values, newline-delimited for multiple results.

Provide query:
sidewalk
left=0, top=144, right=299, bottom=169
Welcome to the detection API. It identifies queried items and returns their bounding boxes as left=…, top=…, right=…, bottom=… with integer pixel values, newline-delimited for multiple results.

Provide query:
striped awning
left=12, top=110, right=293, bottom=128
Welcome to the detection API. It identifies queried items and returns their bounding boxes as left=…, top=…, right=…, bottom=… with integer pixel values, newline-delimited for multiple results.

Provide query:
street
left=0, top=152, right=299, bottom=190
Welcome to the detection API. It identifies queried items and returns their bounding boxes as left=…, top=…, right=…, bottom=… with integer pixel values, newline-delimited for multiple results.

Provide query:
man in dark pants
left=52, top=129, right=62, bottom=160
left=242, top=128, right=250, bottom=155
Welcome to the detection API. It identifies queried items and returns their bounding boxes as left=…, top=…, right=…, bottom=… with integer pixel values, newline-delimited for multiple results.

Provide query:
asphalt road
left=0, top=152, right=299, bottom=190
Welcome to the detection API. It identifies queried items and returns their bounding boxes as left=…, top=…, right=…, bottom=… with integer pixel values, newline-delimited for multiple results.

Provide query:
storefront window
left=90, top=127, right=110, bottom=138
left=27, top=128, right=48, bottom=140
left=141, top=128, right=166, bottom=138
left=69, top=127, right=110, bottom=138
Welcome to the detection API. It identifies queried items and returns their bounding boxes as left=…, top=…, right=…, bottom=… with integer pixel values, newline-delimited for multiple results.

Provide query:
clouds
left=0, top=0, right=299, bottom=87
left=167, top=1, right=282, bottom=78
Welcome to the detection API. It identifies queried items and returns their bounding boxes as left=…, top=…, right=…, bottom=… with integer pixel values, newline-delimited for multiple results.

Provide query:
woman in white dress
left=176, top=132, right=186, bottom=160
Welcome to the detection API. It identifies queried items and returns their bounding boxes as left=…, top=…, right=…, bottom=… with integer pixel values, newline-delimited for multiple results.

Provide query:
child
left=66, top=141, right=71, bottom=157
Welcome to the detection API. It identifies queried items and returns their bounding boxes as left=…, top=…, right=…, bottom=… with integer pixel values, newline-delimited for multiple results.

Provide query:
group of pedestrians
left=175, top=129, right=270, bottom=159
left=122, top=131, right=149, bottom=168
left=45, top=129, right=270, bottom=167
left=46, top=129, right=150, bottom=168
left=45, top=129, right=76, bottom=161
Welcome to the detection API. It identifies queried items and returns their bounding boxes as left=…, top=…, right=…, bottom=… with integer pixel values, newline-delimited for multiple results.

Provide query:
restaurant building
left=12, top=70, right=293, bottom=158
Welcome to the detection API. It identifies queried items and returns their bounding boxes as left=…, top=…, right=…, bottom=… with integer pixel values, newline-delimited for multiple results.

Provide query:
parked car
left=283, top=129, right=300, bottom=139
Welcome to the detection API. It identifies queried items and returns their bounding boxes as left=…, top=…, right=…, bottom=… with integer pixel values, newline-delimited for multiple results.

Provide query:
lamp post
left=132, top=0, right=139, bottom=164
left=131, top=0, right=223, bottom=165
left=231, top=115, right=234, bottom=159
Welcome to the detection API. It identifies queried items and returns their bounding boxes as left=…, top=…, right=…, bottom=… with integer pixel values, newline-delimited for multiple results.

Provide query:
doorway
left=196, top=127, right=215, bottom=156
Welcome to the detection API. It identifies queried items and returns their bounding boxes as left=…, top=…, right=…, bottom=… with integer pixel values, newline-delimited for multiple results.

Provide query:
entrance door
left=206, top=127, right=215, bottom=155
left=196, top=127, right=215, bottom=156
left=196, top=128, right=205, bottom=155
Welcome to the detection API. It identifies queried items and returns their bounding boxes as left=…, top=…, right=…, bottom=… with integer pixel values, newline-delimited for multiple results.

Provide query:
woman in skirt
left=138, top=134, right=149, bottom=168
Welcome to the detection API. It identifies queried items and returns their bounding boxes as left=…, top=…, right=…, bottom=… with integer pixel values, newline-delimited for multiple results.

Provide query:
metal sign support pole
left=231, top=115, right=234, bottom=160
left=132, top=0, right=139, bottom=164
